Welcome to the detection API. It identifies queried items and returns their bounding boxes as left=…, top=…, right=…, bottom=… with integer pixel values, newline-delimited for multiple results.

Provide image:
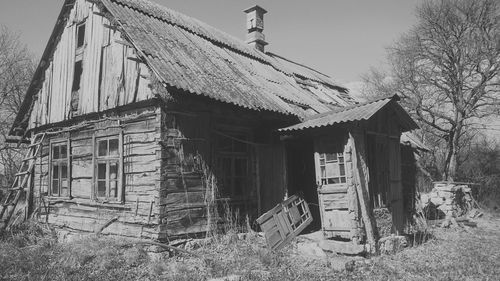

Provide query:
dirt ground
left=1, top=212, right=499, bottom=281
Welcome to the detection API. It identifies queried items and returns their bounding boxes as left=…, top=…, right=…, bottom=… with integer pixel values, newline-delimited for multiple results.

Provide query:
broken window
left=71, top=60, right=83, bottom=112
left=72, top=21, right=86, bottom=114
left=76, top=23, right=86, bottom=48
left=319, top=152, right=346, bottom=185
left=72, top=60, right=83, bottom=93
left=316, top=140, right=347, bottom=185
left=95, top=136, right=121, bottom=201
left=50, top=142, right=70, bottom=197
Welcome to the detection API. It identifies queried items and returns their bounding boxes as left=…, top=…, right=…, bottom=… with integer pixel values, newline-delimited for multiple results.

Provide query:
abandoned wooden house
left=4, top=0, right=420, bottom=244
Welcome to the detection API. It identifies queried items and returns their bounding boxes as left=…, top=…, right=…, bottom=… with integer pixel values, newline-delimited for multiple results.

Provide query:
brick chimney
left=244, top=5, right=268, bottom=52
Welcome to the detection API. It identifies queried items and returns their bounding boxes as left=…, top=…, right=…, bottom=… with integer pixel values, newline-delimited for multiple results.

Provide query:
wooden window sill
left=45, top=197, right=129, bottom=210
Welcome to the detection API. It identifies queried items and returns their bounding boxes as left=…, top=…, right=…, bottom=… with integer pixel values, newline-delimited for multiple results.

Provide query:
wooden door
left=314, top=136, right=352, bottom=239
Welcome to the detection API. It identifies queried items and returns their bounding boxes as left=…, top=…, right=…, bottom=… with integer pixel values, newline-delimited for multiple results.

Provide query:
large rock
left=296, top=242, right=327, bottom=259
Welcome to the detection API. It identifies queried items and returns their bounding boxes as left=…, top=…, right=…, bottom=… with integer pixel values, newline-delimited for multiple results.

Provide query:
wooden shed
left=5, top=0, right=418, bottom=243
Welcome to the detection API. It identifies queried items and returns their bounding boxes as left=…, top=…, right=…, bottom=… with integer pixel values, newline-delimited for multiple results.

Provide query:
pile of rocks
left=420, top=182, right=474, bottom=219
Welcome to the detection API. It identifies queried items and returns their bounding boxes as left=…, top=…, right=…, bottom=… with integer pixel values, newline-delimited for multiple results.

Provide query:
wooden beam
left=116, top=40, right=134, bottom=48
left=349, top=131, right=378, bottom=253
left=103, top=24, right=118, bottom=30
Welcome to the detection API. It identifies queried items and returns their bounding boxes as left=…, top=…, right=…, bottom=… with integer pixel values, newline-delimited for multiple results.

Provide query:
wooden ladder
left=0, top=133, right=46, bottom=230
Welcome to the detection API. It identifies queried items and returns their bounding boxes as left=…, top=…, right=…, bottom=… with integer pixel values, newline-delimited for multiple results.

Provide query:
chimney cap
left=243, top=5, right=267, bottom=14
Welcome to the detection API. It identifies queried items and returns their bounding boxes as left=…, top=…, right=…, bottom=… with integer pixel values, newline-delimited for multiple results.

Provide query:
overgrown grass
left=1, top=212, right=500, bottom=280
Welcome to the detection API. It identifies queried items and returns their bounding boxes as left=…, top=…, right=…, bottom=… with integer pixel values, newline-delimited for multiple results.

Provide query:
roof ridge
left=106, top=0, right=270, bottom=64
left=266, top=52, right=332, bottom=79
left=105, top=0, right=345, bottom=89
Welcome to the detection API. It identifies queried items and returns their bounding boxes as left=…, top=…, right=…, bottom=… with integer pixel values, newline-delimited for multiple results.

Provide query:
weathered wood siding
left=315, top=131, right=362, bottom=241
left=159, top=111, right=212, bottom=239
left=401, top=145, right=416, bottom=225
left=158, top=99, right=269, bottom=240
left=28, top=0, right=152, bottom=130
left=366, top=108, right=405, bottom=234
left=33, top=107, right=161, bottom=238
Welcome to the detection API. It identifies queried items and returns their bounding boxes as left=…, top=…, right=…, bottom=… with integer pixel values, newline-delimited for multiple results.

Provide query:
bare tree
left=0, top=26, right=35, bottom=187
left=364, top=0, right=500, bottom=180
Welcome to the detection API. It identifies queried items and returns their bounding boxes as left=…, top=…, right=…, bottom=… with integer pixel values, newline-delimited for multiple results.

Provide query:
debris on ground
left=378, top=235, right=408, bottom=255
left=256, top=195, right=312, bottom=251
left=421, top=182, right=476, bottom=219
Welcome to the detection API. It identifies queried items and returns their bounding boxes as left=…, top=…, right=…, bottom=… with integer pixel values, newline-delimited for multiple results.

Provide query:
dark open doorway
left=285, top=138, right=321, bottom=232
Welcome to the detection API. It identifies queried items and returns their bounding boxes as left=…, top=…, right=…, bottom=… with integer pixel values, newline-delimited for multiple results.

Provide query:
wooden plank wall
left=401, top=145, right=416, bottom=226
left=158, top=100, right=268, bottom=240
left=366, top=107, right=405, bottom=234
left=33, top=106, right=162, bottom=239
left=28, top=0, right=152, bottom=130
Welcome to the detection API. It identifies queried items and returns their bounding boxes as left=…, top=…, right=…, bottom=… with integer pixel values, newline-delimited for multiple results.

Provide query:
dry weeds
left=1, top=212, right=499, bottom=280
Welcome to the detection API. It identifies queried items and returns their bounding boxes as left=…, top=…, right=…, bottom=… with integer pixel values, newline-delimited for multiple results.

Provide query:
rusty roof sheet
left=279, top=96, right=419, bottom=132
left=101, top=0, right=351, bottom=117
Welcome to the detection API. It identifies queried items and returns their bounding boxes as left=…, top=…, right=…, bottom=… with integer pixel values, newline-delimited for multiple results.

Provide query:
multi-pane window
left=50, top=142, right=69, bottom=197
left=95, top=137, right=120, bottom=200
left=216, top=132, right=250, bottom=198
left=319, top=151, right=346, bottom=185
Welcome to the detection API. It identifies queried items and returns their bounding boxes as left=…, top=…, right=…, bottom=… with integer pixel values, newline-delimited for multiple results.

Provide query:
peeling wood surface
left=28, top=0, right=152, bottom=131
left=33, top=107, right=161, bottom=239
left=256, top=195, right=313, bottom=251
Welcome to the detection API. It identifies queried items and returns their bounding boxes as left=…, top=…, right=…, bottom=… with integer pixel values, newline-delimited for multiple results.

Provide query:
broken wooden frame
left=256, top=195, right=312, bottom=251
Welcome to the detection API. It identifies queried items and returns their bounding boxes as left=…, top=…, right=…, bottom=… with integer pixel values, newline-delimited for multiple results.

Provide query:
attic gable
left=11, top=0, right=356, bottom=137
left=11, top=0, right=153, bottom=135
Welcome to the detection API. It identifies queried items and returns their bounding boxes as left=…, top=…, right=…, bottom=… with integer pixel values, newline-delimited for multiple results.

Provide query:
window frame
left=93, top=133, right=124, bottom=203
left=215, top=129, right=252, bottom=200
left=314, top=137, right=348, bottom=188
left=76, top=21, right=86, bottom=51
left=49, top=139, right=71, bottom=198
left=318, top=151, right=347, bottom=186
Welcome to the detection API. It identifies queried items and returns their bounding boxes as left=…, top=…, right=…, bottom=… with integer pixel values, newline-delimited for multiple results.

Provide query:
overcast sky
left=0, top=0, right=424, bottom=84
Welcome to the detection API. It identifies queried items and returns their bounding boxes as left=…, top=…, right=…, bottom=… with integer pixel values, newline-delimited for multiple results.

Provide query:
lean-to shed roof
left=279, top=95, right=419, bottom=132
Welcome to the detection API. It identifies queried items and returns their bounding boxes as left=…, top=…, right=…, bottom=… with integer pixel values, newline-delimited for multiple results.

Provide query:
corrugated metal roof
left=101, top=0, right=351, bottom=117
left=401, top=132, right=430, bottom=151
left=279, top=96, right=419, bottom=132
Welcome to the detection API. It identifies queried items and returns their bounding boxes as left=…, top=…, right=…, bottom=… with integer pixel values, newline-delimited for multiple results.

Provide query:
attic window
left=77, top=23, right=86, bottom=48
left=72, top=60, right=83, bottom=92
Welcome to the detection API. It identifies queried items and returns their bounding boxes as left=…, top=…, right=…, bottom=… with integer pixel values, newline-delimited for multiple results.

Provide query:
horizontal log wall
left=158, top=99, right=268, bottom=240
left=159, top=111, right=212, bottom=239
left=33, top=106, right=162, bottom=239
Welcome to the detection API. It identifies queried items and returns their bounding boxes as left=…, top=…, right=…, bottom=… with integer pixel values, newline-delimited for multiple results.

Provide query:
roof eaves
left=278, top=95, right=401, bottom=132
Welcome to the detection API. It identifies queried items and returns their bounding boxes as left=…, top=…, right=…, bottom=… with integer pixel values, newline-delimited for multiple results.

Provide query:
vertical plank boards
left=136, top=63, right=152, bottom=101
left=389, top=137, right=404, bottom=234
left=123, top=47, right=139, bottom=104
left=26, top=0, right=154, bottom=130
left=350, top=131, right=378, bottom=253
